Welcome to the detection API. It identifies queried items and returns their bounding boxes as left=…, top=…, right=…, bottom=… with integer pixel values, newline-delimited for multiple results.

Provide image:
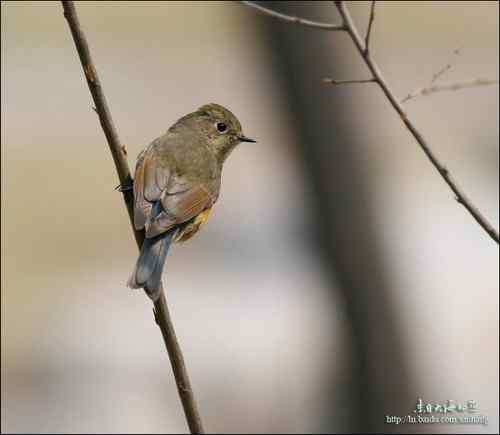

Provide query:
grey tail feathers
left=127, top=228, right=176, bottom=301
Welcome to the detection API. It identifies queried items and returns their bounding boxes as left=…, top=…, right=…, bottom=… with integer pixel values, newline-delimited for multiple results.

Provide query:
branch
left=431, top=48, right=461, bottom=83
left=431, top=62, right=452, bottom=83
left=364, top=1, right=376, bottom=53
left=322, top=78, right=375, bottom=85
left=401, top=78, right=499, bottom=104
left=239, top=1, right=345, bottom=31
left=241, top=1, right=499, bottom=243
left=61, top=2, right=205, bottom=433
left=400, top=48, right=499, bottom=103
left=332, top=1, right=499, bottom=244
left=333, top=2, right=500, bottom=244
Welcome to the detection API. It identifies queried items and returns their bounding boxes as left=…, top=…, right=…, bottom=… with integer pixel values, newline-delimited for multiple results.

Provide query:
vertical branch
left=61, top=2, right=205, bottom=433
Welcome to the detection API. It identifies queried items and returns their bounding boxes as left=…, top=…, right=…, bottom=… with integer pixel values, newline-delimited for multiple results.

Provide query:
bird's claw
left=115, top=183, right=133, bottom=192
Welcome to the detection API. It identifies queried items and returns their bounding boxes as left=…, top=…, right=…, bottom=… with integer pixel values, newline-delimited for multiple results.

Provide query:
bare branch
left=239, top=1, right=345, bottom=31
left=322, top=77, right=375, bottom=85
left=365, top=1, right=376, bottom=53
left=240, top=0, right=498, bottom=242
left=401, top=78, right=499, bottom=104
left=333, top=1, right=499, bottom=243
left=431, top=63, right=452, bottom=84
left=400, top=48, right=498, bottom=103
left=431, top=48, right=461, bottom=83
left=60, top=2, right=205, bottom=433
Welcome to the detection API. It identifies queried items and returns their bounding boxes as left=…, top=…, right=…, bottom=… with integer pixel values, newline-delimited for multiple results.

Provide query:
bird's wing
left=134, top=148, right=215, bottom=238
left=133, top=148, right=170, bottom=230
left=145, top=179, right=214, bottom=238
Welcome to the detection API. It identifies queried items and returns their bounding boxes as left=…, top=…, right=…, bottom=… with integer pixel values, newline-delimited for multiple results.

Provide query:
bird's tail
left=127, top=228, right=176, bottom=301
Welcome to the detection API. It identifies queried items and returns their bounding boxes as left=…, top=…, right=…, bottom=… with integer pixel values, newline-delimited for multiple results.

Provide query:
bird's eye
left=216, top=122, right=227, bottom=133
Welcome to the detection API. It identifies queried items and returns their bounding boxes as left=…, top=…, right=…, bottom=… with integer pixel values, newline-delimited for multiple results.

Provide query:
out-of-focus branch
left=239, top=1, right=345, bottom=31
left=431, top=61, right=452, bottom=83
left=400, top=47, right=498, bottom=103
left=322, top=78, right=375, bottom=85
left=430, top=48, right=461, bottom=83
left=401, top=78, right=499, bottom=104
left=61, top=2, right=205, bottom=433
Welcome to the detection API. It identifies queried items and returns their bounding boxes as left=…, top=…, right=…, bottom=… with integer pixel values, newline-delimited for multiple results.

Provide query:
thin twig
left=322, top=78, right=375, bottom=85
left=431, top=63, right=452, bottom=83
left=364, top=1, right=376, bottom=53
left=431, top=48, right=461, bottom=83
left=401, top=78, right=499, bottom=104
left=61, top=2, right=205, bottom=433
left=239, top=1, right=345, bottom=31
left=400, top=49, right=498, bottom=103
left=332, top=1, right=499, bottom=243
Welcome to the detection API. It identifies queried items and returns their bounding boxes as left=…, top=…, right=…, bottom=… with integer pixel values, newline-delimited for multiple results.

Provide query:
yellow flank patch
left=194, top=207, right=211, bottom=226
left=174, top=207, right=212, bottom=243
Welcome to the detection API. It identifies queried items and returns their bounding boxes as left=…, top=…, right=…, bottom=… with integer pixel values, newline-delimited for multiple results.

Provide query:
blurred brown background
left=1, top=1, right=498, bottom=433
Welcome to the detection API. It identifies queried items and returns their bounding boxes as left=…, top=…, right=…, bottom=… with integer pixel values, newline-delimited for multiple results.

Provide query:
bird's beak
left=237, top=134, right=256, bottom=143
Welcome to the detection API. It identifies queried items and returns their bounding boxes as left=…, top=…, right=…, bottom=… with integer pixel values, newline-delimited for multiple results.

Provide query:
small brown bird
left=127, top=103, right=255, bottom=301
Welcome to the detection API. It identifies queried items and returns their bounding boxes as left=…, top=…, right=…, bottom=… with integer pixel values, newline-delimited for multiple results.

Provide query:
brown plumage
left=127, top=103, right=255, bottom=301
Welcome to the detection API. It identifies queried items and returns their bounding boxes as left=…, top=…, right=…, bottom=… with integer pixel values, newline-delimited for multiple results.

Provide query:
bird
left=127, top=103, right=256, bottom=301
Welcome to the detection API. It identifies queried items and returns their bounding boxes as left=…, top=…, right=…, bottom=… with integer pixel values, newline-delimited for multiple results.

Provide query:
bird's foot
left=115, top=182, right=133, bottom=192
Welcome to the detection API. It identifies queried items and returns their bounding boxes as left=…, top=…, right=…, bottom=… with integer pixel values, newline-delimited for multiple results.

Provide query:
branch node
left=84, top=64, right=96, bottom=83
left=240, top=1, right=345, bottom=31
left=400, top=79, right=498, bottom=104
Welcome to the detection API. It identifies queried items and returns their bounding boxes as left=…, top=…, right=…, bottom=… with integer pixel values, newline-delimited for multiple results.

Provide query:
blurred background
left=1, top=1, right=498, bottom=433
